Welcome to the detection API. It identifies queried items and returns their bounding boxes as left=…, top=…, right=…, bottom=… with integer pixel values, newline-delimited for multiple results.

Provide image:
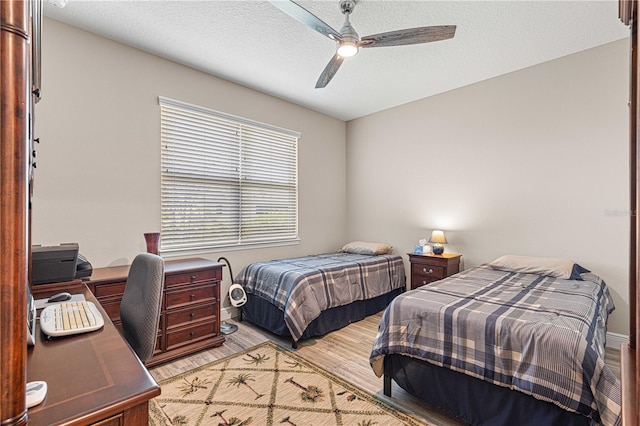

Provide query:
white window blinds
left=159, top=97, right=299, bottom=254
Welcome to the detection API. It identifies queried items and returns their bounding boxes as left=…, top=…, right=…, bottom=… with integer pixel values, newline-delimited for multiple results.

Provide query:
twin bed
left=371, top=255, right=621, bottom=426
left=234, top=242, right=406, bottom=348
left=234, top=249, right=621, bottom=425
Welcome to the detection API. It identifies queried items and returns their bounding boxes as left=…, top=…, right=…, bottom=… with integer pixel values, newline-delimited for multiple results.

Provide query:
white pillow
left=340, top=241, right=393, bottom=255
left=488, top=255, right=580, bottom=280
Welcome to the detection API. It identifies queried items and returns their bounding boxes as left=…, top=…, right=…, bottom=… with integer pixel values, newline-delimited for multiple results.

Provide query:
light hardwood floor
left=150, top=313, right=621, bottom=426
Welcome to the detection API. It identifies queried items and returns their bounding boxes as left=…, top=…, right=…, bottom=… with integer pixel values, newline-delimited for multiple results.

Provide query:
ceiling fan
left=270, top=0, right=456, bottom=88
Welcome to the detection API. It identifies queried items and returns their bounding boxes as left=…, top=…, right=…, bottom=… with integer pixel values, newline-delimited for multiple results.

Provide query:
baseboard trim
left=607, top=331, right=629, bottom=349
left=220, top=305, right=236, bottom=322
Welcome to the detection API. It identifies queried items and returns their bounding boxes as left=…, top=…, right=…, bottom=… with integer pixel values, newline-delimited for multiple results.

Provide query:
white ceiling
left=43, top=0, right=630, bottom=121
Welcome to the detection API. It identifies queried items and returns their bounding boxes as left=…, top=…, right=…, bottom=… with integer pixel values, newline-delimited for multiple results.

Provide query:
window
left=159, top=97, right=299, bottom=254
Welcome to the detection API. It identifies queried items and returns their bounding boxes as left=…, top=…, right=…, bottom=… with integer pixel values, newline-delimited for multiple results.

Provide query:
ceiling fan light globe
left=337, top=42, right=358, bottom=58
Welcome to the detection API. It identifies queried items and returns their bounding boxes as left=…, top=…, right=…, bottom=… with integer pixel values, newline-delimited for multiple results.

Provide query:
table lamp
left=429, top=230, right=447, bottom=254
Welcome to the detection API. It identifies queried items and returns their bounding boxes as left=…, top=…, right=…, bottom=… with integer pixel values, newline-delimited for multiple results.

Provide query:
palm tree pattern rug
left=149, top=341, right=428, bottom=426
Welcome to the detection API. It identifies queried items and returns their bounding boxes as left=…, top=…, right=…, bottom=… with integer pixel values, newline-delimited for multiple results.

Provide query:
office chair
left=120, top=253, right=164, bottom=363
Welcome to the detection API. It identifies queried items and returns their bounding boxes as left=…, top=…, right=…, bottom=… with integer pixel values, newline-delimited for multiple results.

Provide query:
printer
left=31, top=243, right=92, bottom=285
left=75, top=253, right=93, bottom=279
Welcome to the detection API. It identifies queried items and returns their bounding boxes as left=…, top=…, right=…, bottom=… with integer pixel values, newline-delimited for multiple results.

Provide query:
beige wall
left=346, top=39, right=630, bottom=335
left=33, top=18, right=347, bottom=319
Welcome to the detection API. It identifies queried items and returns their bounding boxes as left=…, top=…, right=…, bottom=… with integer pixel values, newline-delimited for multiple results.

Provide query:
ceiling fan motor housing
left=338, top=0, right=360, bottom=54
left=339, top=20, right=359, bottom=42
left=339, top=0, right=357, bottom=15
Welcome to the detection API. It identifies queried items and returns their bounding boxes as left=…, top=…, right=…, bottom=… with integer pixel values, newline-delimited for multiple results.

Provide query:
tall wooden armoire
left=1, top=0, right=40, bottom=424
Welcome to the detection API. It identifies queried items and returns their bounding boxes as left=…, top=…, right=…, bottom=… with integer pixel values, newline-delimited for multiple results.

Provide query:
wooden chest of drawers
left=407, top=253, right=462, bottom=289
left=87, top=258, right=225, bottom=367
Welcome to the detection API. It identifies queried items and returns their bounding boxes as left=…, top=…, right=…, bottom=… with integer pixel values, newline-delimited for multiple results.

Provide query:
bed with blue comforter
left=370, top=263, right=621, bottom=426
left=235, top=252, right=405, bottom=346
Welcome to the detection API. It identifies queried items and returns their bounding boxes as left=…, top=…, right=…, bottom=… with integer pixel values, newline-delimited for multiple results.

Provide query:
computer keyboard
left=40, top=301, right=104, bottom=337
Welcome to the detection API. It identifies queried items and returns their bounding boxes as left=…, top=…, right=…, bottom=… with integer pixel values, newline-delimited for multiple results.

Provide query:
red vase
left=144, top=232, right=160, bottom=255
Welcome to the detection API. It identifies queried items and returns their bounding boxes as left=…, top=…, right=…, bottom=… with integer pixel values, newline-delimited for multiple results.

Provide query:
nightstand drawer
left=100, top=298, right=123, bottom=322
left=165, top=269, right=219, bottom=287
left=166, top=321, right=217, bottom=350
left=166, top=303, right=216, bottom=329
left=165, top=284, right=217, bottom=310
left=92, top=281, right=126, bottom=299
left=412, top=264, right=445, bottom=280
left=408, top=253, right=462, bottom=290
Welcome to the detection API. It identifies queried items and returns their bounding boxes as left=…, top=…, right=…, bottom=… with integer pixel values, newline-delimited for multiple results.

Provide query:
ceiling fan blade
left=315, top=54, right=345, bottom=88
left=270, top=0, right=342, bottom=41
left=360, top=25, right=456, bottom=48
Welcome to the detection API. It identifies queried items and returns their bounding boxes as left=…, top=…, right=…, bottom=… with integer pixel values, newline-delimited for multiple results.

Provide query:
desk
left=27, top=285, right=160, bottom=425
left=87, top=258, right=225, bottom=367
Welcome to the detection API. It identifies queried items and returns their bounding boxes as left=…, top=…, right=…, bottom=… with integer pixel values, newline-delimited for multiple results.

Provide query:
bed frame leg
left=291, top=339, right=297, bottom=350
left=384, top=374, right=392, bottom=397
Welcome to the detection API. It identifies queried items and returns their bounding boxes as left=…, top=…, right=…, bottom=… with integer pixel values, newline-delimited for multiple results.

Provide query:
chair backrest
left=120, top=253, right=164, bottom=363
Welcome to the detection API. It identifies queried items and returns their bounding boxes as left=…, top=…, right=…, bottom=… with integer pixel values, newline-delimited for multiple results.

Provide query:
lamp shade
left=429, top=230, right=447, bottom=245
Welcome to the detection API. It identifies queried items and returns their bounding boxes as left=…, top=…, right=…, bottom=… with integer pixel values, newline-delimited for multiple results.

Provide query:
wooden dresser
left=408, top=253, right=462, bottom=289
left=86, top=258, right=225, bottom=367
left=1, top=0, right=48, bottom=422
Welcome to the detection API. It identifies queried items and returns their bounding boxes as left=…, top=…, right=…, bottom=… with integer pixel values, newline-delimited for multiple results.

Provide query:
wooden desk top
left=88, top=257, right=224, bottom=282
left=26, top=285, right=160, bottom=425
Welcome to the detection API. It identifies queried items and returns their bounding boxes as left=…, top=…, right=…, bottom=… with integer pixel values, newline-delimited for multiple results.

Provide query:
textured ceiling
left=43, top=1, right=630, bottom=121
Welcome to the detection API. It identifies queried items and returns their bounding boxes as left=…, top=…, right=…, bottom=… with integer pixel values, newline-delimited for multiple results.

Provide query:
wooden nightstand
left=408, top=253, right=462, bottom=289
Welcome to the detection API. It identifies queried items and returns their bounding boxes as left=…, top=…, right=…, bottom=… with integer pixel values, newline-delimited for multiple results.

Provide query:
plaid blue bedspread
left=235, top=253, right=405, bottom=341
left=370, top=265, right=621, bottom=426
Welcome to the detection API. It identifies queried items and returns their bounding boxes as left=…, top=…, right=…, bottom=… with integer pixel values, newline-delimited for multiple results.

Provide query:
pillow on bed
left=488, top=255, right=589, bottom=280
left=340, top=241, right=393, bottom=255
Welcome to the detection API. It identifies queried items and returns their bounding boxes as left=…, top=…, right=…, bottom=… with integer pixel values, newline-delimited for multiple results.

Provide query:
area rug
left=149, top=341, right=429, bottom=426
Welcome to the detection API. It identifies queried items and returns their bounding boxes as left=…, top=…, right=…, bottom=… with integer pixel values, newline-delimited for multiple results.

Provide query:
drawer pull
left=191, top=275, right=196, bottom=281
left=190, top=313, right=196, bottom=318
left=190, top=294, right=196, bottom=299
left=423, top=268, right=433, bottom=274
left=190, top=331, right=195, bottom=337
